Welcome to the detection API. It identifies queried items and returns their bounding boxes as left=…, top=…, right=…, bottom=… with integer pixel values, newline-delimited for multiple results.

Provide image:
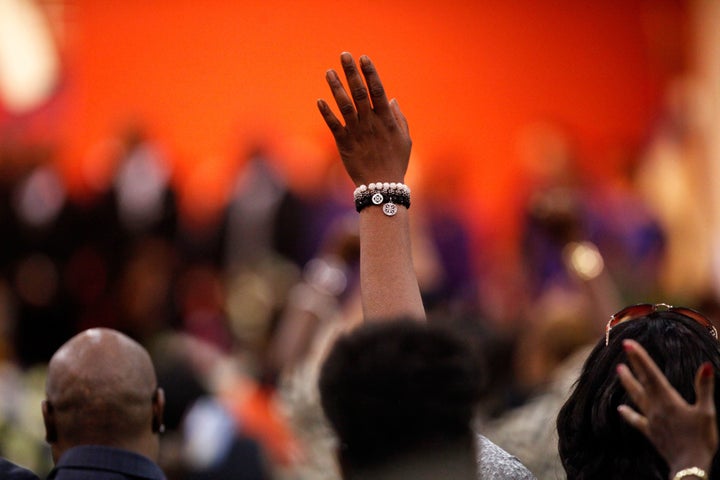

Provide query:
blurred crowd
left=0, top=68, right=719, bottom=480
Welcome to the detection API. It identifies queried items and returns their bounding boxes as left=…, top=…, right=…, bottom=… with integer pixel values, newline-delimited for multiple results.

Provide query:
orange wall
left=20, top=0, right=686, bottom=248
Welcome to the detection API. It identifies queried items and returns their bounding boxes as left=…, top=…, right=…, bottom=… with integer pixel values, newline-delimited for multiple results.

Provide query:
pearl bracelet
left=353, top=182, right=411, bottom=216
left=673, top=467, right=707, bottom=480
left=353, top=182, right=411, bottom=200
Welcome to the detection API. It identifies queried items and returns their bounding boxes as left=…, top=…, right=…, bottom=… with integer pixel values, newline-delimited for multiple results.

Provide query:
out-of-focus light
left=563, top=241, right=604, bottom=281
left=14, top=164, right=65, bottom=227
left=0, top=0, right=60, bottom=113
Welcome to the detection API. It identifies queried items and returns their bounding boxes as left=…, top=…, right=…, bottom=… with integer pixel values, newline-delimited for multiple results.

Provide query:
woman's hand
left=618, top=339, right=717, bottom=479
left=317, top=52, right=411, bottom=186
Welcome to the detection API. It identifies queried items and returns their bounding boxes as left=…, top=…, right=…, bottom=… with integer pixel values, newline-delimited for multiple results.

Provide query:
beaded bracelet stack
left=353, top=182, right=411, bottom=216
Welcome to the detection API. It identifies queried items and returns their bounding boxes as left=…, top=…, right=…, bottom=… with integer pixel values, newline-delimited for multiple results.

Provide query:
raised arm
left=317, top=52, right=425, bottom=322
left=617, top=339, right=717, bottom=480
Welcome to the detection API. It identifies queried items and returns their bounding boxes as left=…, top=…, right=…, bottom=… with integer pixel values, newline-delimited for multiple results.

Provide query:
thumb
left=695, top=362, right=715, bottom=413
left=390, top=99, right=409, bottom=136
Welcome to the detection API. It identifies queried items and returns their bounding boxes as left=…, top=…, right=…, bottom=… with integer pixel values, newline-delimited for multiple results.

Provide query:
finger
left=618, top=404, right=650, bottom=436
left=617, top=363, right=648, bottom=411
left=359, top=55, right=392, bottom=118
left=340, top=52, right=372, bottom=118
left=317, top=98, right=346, bottom=141
left=623, top=339, right=674, bottom=394
left=695, top=362, right=716, bottom=413
left=390, top=99, right=410, bottom=137
left=325, top=68, right=358, bottom=128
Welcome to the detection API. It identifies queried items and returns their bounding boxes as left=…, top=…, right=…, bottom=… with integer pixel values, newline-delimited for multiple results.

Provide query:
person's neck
left=54, top=436, right=159, bottom=464
left=343, top=440, right=477, bottom=480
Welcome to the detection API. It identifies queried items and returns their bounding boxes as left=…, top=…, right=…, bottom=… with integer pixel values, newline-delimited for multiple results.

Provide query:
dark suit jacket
left=46, top=445, right=166, bottom=480
left=0, top=457, right=40, bottom=480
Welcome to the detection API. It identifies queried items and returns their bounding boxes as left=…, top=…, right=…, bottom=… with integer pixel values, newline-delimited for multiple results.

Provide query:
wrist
left=669, top=449, right=713, bottom=469
left=353, top=172, right=405, bottom=188
left=671, top=466, right=709, bottom=480
left=670, top=455, right=712, bottom=480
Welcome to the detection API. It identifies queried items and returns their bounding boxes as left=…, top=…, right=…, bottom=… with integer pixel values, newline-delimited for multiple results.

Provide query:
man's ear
left=42, top=399, right=57, bottom=443
left=151, top=387, right=165, bottom=434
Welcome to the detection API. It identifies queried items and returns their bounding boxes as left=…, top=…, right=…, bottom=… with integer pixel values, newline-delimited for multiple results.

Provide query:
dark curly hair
left=557, top=310, right=720, bottom=480
left=318, top=319, right=485, bottom=470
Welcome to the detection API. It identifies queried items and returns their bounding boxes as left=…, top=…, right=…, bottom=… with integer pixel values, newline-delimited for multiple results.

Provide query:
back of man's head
left=318, top=319, right=485, bottom=474
left=43, top=328, right=164, bottom=462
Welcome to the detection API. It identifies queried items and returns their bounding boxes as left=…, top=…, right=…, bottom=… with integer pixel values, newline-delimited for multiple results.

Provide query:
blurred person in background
left=635, top=77, right=714, bottom=304
left=64, top=121, right=178, bottom=336
left=412, top=147, right=481, bottom=320
left=0, top=456, right=39, bottom=480
left=0, top=141, right=76, bottom=367
left=152, top=333, right=271, bottom=480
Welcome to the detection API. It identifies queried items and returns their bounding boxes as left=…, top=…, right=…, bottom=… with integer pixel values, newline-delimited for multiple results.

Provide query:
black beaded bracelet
left=355, top=192, right=411, bottom=216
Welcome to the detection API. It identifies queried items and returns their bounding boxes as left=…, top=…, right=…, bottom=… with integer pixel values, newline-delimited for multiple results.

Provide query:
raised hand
left=317, top=52, right=411, bottom=186
left=317, top=52, right=424, bottom=322
left=617, top=339, right=717, bottom=479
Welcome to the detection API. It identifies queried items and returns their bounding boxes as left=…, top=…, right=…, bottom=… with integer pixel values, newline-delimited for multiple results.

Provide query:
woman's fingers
left=617, top=362, right=647, bottom=411
left=340, top=52, right=373, bottom=119
left=326, top=67, right=359, bottom=128
left=617, top=404, right=649, bottom=436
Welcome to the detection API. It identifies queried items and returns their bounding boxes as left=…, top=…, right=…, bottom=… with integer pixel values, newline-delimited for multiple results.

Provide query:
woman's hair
left=557, top=310, right=720, bottom=480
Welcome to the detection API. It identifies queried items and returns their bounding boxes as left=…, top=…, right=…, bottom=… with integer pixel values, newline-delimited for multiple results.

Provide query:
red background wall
left=9, top=0, right=688, bottom=252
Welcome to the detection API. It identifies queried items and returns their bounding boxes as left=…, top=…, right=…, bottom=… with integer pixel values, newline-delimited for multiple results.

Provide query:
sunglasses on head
left=605, top=303, right=719, bottom=346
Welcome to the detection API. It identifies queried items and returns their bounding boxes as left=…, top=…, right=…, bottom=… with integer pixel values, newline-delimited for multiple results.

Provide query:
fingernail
left=341, top=52, right=352, bottom=64
left=622, top=340, right=633, bottom=352
left=616, top=364, right=624, bottom=374
left=702, top=362, right=713, bottom=378
left=360, top=55, right=370, bottom=66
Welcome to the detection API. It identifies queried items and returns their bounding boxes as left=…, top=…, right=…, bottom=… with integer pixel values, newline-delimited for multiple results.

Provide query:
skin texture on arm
left=317, top=52, right=425, bottom=322
left=43, top=328, right=165, bottom=463
left=617, top=339, right=717, bottom=479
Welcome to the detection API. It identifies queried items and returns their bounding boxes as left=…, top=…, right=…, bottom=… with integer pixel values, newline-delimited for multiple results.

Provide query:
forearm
left=318, top=52, right=421, bottom=321
left=359, top=206, right=425, bottom=322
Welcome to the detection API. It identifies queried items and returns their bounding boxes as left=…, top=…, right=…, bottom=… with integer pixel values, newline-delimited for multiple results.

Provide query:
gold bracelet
left=673, top=467, right=707, bottom=480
